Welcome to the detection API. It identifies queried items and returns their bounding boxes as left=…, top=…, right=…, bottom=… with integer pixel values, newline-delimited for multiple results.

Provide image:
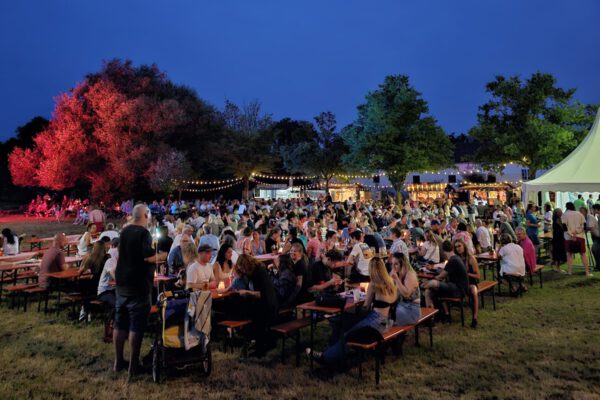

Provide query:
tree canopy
left=342, top=75, right=454, bottom=192
left=8, top=60, right=221, bottom=200
left=469, top=72, right=598, bottom=178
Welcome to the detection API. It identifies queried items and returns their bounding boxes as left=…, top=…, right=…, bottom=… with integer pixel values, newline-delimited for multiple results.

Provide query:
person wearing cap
left=185, top=243, right=217, bottom=289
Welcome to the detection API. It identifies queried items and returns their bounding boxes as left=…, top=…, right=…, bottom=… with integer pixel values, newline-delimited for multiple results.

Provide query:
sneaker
left=305, top=348, right=323, bottom=361
left=78, top=308, right=87, bottom=322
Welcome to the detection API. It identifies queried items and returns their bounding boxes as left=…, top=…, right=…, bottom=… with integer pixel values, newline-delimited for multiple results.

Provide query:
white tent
left=523, top=108, right=600, bottom=204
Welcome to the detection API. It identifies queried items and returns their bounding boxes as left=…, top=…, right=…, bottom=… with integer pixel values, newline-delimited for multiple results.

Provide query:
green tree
left=342, top=75, right=453, bottom=197
left=469, top=72, right=597, bottom=178
left=219, top=100, right=275, bottom=199
left=267, top=118, right=317, bottom=173
left=280, top=111, right=349, bottom=192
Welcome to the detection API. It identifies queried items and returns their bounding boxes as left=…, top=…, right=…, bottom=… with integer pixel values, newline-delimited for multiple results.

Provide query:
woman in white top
left=77, top=223, right=96, bottom=257
left=1, top=229, right=19, bottom=255
left=497, top=234, right=525, bottom=277
left=417, top=230, right=440, bottom=263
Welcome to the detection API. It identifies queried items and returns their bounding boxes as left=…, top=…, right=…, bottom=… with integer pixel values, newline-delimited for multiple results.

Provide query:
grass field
left=0, top=220, right=599, bottom=400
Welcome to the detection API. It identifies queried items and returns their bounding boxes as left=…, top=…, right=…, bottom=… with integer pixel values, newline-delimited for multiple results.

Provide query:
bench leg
left=539, top=271, right=543, bottom=288
left=295, top=331, right=301, bottom=367
left=480, top=290, right=485, bottom=309
left=429, top=321, right=433, bottom=347
left=414, top=325, right=420, bottom=347
left=358, top=351, right=363, bottom=378
left=492, top=289, right=496, bottom=311
left=281, top=336, right=286, bottom=364
left=375, top=348, right=381, bottom=385
left=459, top=302, right=465, bottom=327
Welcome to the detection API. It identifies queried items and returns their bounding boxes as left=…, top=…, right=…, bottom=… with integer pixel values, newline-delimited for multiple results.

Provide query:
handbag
left=314, top=292, right=346, bottom=309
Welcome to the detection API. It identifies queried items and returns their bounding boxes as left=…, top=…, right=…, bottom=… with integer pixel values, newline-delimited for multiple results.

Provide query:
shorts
left=115, top=292, right=151, bottom=333
left=436, top=282, right=463, bottom=299
left=565, top=237, right=586, bottom=254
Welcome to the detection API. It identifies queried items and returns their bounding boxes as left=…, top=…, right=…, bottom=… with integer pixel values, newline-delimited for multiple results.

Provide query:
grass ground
left=0, top=220, right=599, bottom=400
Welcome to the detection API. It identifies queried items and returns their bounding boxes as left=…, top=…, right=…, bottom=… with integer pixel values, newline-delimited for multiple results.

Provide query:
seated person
left=97, top=238, right=119, bottom=308
left=39, top=234, right=67, bottom=288
left=422, top=240, right=469, bottom=322
left=416, top=230, right=441, bottom=265
left=309, top=249, right=344, bottom=293
left=453, top=239, right=480, bottom=328
left=185, top=244, right=217, bottom=290
left=288, top=242, right=311, bottom=304
left=167, top=233, right=191, bottom=275
left=234, top=254, right=279, bottom=358
left=497, top=234, right=526, bottom=293
left=99, top=223, right=119, bottom=241
left=213, top=243, right=235, bottom=285
left=156, top=225, right=173, bottom=254
left=337, top=230, right=373, bottom=284
left=1, top=228, right=19, bottom=255
left=306, top=257, right=397, bottom=366
left=389, top=252, right=421, bottom=326
left=515, top=227, right=537, bottom=275
left=270, top=254, right=297, bottom=306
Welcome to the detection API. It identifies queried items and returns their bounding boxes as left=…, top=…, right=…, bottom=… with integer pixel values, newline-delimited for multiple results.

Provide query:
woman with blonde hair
left=390, top=252, right=421, bottom=325
left=307, top=257, right=397, bottom=366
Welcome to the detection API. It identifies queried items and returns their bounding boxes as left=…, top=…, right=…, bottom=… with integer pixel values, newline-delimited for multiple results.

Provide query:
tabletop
left=297, top=297, right=362, bottom=314
left=475, top=253, right=500, bottom=261
left=0, top=252, right=40, bottom=263
left=254, top=253, right=278, bottom=262
left=46, top=269, right=89, bottom=279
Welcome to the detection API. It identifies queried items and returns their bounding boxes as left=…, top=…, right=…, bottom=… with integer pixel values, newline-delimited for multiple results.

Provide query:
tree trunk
left=388, top=172, right=407, bottom=205
left=243, top=176, right=250, bottom=201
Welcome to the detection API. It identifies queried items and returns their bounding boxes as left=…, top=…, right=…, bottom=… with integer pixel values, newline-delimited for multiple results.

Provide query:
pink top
left=519, top=237, right=537, bottom=273
left=307, top=238, right=321, bottom=260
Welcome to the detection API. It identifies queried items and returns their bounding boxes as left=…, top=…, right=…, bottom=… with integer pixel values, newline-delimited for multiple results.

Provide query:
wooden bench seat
left=477, top=281, right=498, bottom=310
left=347, top=325, right=412, bottom=351
left=270, top=317, right=311, bottom=365
left=528, top=265, right=544, bottom=288
left=218, top=320, right=252, bottom=355
left=22, top=286, right=48, bottom=312
left=414, top=307, right=438, bottom=347
left=439, top=297, right=466, bottom=326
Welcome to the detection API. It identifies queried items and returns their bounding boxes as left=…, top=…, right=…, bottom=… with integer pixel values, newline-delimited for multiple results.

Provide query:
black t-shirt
left=157, top=236, right=173, bottom=254
left=445, top=255, right=469, bottom=296
left=265, top=237, right=278, bottom=253
left=311, top=261, right=332, bottom=288
left=115, top=225, right=155, bottom=297
left=250, top=266, right=279, bottom=319
left=292, top=257, right=310, bottom=298
left=291, top=237, right=306, bottom=252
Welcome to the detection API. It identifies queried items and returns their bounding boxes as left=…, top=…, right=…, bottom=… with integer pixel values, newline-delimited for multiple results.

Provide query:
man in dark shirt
left=113, top=204, right=167, bottom=377
left=422, top=240, right=469, bottom=322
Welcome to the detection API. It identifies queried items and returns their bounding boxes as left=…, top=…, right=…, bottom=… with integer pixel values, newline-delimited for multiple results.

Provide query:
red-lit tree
left=9, top=60, right=221, bottom=200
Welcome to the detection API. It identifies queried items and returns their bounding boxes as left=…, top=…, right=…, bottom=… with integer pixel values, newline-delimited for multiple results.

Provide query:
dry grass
left=0, top=220, right=599, bottom=400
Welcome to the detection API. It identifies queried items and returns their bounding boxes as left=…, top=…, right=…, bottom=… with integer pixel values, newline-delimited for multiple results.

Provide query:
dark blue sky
left=1, top=1, right=599, bottom=141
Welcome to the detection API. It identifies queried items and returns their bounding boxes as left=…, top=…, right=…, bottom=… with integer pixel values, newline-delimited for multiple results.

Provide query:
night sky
left=1, top=0, right=599, bottom=141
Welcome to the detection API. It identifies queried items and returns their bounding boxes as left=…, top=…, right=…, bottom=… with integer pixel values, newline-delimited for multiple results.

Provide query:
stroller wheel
left=152, top=340, right=163, bottom=383
left=200, top=345, right=212, bottom=377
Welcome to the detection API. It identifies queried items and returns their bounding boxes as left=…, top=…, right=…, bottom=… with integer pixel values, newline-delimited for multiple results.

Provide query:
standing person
left=587, top=195, right=595, bottom=212
left=561, top=202, right=591, bottom=276
left=582, top=206, right=600, bottom=271
left=543, top=204, right=553, bottom=234
left=592, top=205, right=600, bottom=271
left=113, top=204, right=166, bottom=378
left=524, top=204, right=541, bottom=248
left=551, top=209, right=567, bottom=273
left=88, top=205, right=106, bottom=233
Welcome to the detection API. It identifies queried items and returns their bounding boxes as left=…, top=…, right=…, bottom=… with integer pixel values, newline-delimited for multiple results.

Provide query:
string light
left=181, top=178, right=243, bottom=186
left=182, top=180, right=243, bottom=193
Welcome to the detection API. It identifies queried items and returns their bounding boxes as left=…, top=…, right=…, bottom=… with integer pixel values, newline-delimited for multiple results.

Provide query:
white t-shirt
left=88, top=209, right=105, bottom=223
left=586, top=214, right=599, bottom=238
left=186, top=261, right=215, bottom=287
left=475, top=226, right=492, bottom=249
left=2, top=236, right=19, bottom=255
left=350, top=242, right=374, bottom=276
left=97, top=248, right=118, bottom=295
left=390, top=238, right=408, bottom=256
left=498, top=243, right=525, bottom=277
left=561, top=210, right=585, bottom=240
left=78, top=232, right=92, bottom=256
left=422, top=241, right=440, bottom=263
left=99, top=230, right=119, bottom=241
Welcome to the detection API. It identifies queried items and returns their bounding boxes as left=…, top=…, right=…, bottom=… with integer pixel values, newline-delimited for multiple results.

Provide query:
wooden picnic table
left=46, top=268, right=91, bottom=315
left=0, top=252, right=40, bottom=263
left=475, top=253, right=500, bottom=281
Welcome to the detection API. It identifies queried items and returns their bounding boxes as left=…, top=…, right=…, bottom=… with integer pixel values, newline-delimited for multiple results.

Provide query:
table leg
left=309, top=310, right=315, bottom=370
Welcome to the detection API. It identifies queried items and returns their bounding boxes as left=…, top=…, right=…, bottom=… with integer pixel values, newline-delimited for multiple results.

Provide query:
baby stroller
left=152, top=289, right=212, bottom=383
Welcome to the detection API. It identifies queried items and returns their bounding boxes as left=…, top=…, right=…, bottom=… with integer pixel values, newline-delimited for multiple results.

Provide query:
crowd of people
left=5, top=192, right=599, bottom=378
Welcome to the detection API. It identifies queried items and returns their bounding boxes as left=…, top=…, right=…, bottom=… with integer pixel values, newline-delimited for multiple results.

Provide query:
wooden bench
left=413, top=307, right=438, bottom=347
left=346, top=307, right=439, bottom=385
left=477, top=281, right=498, bottom=310
left=347, top=324, right=413, bottom=385
left=218, top=320, right=252, bottom=356
left=22, top=286, right=48, bottom=312
left=3, top=283, right=38, bottom=309
left=439, top=296, right=467, bottom=326
left=270, top=317, right=311, bottom=365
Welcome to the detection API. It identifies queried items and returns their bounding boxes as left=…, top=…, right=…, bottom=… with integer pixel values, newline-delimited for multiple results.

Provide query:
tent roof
left=523, top=108, right=600, bottom=192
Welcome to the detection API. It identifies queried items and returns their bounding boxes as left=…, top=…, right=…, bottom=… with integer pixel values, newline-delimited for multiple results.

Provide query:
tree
left=8, top=59, right=221, bottom=200
left=219, top=100, right=275, bottom=199
left=342, top=75, right=454, bottom=197
left=280, top=111, right=348, bottom=192
left=267, top=118, right=318, bottom=173
left=469, top=72, right=598, bottom=178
